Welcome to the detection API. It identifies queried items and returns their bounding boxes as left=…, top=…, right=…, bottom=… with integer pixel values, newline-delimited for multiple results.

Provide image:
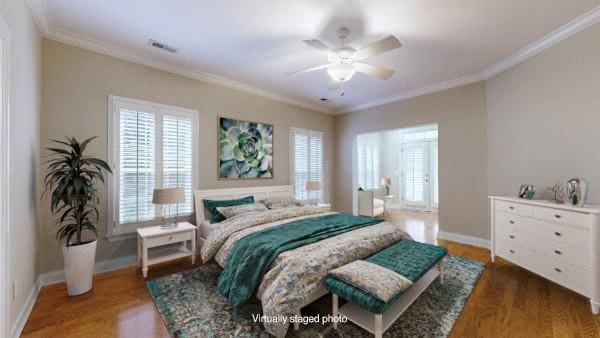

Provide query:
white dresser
left=489, top=196, right=600, bottom=314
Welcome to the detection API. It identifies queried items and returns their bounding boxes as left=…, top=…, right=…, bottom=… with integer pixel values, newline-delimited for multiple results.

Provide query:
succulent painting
left=219, top=117, right=273, bottom=179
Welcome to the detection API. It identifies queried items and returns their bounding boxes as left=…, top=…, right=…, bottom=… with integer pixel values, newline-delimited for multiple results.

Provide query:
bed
left=193, top=185, right=410, bottom=337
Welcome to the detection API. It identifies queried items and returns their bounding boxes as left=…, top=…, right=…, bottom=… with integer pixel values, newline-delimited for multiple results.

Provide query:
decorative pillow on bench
left=328, top=260, right=413, bottom=302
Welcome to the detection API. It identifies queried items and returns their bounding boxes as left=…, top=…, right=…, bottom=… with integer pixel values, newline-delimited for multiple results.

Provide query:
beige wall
left=334, top=83, right=488, bottom=239
left=486, top=22, right=600, bottom=204
left=40, top=39, right=334, bottom=273
left=0, top=0, right=42, bottom=331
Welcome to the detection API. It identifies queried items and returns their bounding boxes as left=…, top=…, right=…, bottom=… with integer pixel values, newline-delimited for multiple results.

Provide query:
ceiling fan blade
left=354, top=35, right=402, bottom=60
left=286, top=64, right=330, bottom=76
left=303, top=39, right=334, bottom=54
left=354, top=63, right=395, bottom=80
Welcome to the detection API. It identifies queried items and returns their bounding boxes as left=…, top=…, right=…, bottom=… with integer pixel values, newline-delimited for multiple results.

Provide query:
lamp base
left=160, top=222, right=178, bottom=230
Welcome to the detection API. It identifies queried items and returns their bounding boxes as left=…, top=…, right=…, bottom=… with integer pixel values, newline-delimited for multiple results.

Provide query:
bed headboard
left=194, top=185, right=294, bottom=226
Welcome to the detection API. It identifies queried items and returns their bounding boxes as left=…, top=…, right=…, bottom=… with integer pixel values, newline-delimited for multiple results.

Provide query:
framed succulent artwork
left=218, top=117, right=273, bottom=179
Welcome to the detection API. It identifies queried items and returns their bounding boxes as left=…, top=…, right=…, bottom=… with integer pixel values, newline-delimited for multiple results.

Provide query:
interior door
left=401, top=142, right=430, bottom=210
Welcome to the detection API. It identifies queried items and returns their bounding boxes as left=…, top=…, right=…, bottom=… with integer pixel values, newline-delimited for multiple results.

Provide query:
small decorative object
left=567, top=177, right=587, bottom=207
left=218, top=117, right=273, bottom=179
left=43, top=137, right=112, bottom=296
left=381, top=177, right=392, bottom=196
left=548, top=183, right=566, bottom=204
left=525, top=190, right=535, bottom=199
left=153, top=188, right=185, bottom=229
left=304, top=181, right=322, bottom=205
left=518, top=185, right=534, bottom=198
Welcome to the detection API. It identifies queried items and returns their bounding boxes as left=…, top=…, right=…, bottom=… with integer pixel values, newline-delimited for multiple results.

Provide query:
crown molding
left=482, top=5, right=600, bottom=79
left=336, top=72, right=485, bottom=114
left=28, top=0, right=600, bottom=116
left=337, top=5, right=600, bottom=114
left=26, top=0, right=332, bottom=115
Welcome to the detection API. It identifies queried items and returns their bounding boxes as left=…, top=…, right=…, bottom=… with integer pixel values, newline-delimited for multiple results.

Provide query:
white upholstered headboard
left=194, top=185, right=294, bottom=226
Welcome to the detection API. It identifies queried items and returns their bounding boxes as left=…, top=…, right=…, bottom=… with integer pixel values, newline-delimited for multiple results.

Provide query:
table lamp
left=152, top=187, right=185, bottom=229
left=381, top=178, right=392, bottom=196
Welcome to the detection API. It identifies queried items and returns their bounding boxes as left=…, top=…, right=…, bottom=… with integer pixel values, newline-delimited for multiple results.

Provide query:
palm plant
left=43, top=137, right=112, bottom=246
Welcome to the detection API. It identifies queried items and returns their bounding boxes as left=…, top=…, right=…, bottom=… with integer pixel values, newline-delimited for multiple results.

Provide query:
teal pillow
left=203, top=196, right=254, bottom=223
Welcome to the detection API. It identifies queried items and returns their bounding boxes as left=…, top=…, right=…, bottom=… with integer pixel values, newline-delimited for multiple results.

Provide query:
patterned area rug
left=147, top=256, right=485, bottom=337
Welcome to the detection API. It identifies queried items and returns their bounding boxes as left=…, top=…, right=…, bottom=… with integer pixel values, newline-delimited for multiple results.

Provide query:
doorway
left=400, top=127, right=438, bottom=212
left=352, top=124, right=438, bottom=215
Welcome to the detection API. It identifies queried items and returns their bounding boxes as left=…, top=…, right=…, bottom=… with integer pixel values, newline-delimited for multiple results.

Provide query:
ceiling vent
left=148, top=39, right=177, bottom=53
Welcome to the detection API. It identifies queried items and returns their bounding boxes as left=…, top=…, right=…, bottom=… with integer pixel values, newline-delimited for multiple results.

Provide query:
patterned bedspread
left=201, top=206, right=410, bottom=337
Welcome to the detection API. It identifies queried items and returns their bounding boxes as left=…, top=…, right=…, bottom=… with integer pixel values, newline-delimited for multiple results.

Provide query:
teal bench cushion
left=325, top=240, right=448, bottom=314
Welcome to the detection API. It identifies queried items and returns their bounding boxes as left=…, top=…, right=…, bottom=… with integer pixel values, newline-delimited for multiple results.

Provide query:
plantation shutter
left=357, top=137, right=379, bottom=189
left=118, top=109, right=156, bottom=224
left=111, top=96, right=198, bottom=236
left=162, top=115, right=194, bottom=215
left=291, top=128, right=324, bottom=201
left=404, top=145, right=425, bottom=203
left=431, top=141, right=438, bottom=205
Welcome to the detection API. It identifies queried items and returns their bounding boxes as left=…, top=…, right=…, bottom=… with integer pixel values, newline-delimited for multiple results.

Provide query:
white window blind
left=109, top=96, right=198, bottom=236
left=357, top=136, right=380, bottom=189
left=404, top=146, right=425, bottom=203
left=291, top=128, right=323, bottom=201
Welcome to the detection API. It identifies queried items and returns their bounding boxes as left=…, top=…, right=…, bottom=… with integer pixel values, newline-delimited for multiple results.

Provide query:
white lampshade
left=152, top=188, right=185, bottom=204
left=327, top=63, right=356, bottom=82
left=380, top=178, right=392, bottom=186
left=305, top=181, right=321, bottom=191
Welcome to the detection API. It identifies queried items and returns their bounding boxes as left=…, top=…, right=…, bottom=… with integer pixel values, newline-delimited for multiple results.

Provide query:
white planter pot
left=62, top=240, right=97, bottom=296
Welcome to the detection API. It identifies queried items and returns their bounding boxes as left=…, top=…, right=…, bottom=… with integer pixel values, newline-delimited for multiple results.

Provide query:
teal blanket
left=217, top=212, right=383, bottom=306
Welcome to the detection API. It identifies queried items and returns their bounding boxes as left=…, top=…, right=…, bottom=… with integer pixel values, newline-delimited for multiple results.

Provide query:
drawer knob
left=509, top=220, right=515, bottom=224
left=554, top=232, right=562, bottom=237
left=509, top=206, right=515, bottom=210
left=554, top=250, right=562, bottom=255
left=509, top=249, right=515, bottom=253
left=554, top=268, right=562, bottom=273
left=554, top=214, right=562, bottom=219
left=168, top=236, right=173, bottom=240
left=509, top=235, right=515, bottom=239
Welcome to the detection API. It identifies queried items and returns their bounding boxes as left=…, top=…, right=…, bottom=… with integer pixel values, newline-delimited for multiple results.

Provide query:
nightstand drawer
left=146, top=231, right=192, bottom=247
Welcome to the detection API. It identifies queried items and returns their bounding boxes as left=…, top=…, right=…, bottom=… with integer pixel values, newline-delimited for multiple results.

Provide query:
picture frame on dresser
left=489, top=196, right=600, bottom=315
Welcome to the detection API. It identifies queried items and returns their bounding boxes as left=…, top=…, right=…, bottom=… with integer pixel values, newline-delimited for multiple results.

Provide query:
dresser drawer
left=538, top=255, right=590, bottom=296
left=532, top=206, right=590, bottom=228
left=495, top=200, right=532, bottom=217
left=496, top=239, right=533, bottom=267
left=535, top=221, right=589, bottom=251
left=495, top=212, right=531, bottom=233
left=145, top=231, right=192, bottom=247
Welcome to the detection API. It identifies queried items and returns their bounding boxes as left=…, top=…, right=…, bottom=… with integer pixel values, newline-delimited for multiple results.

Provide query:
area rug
left=147, top=256, right=485, bottom=337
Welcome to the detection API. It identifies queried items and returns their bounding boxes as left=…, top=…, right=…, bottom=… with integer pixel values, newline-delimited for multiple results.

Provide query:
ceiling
left=31, top=0, right=600, bottom=113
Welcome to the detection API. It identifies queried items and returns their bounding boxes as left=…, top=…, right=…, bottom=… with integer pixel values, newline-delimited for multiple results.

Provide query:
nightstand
left=137, top=222, right=197, bottom=278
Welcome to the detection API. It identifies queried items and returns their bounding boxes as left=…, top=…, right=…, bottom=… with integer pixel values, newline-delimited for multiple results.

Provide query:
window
left=108, top=96, right=198, bottom=236
left=290, top=127, right=323, bottom=201
left=357, top=135, right=380, bottom=189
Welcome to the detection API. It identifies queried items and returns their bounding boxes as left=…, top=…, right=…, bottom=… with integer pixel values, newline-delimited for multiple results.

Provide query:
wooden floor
left=22, top=210, right=599, bottom=337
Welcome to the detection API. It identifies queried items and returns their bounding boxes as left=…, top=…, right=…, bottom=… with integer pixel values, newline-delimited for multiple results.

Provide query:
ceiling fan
left=287, top=27, right=402, bottom=96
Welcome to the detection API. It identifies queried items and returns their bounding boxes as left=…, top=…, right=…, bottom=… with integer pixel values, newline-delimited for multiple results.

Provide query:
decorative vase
left=566, top=177, right=587, bottom=207
left=62, top=240, right=97, bottom=296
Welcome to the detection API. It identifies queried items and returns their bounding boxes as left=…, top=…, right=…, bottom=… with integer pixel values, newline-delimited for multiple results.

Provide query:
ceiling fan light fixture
left=327, top=63, right=356, bottom=82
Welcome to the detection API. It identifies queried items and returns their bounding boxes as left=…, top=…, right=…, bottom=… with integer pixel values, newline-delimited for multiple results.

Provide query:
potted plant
left=43, top=137, right=111, bottom=296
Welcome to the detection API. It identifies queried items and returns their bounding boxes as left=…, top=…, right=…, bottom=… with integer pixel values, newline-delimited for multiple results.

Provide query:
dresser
left=489, top=196, right=600, bottom=314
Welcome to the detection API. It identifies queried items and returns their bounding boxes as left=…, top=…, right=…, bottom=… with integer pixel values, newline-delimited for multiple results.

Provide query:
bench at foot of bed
left=325, top=240, right=447, bottom=338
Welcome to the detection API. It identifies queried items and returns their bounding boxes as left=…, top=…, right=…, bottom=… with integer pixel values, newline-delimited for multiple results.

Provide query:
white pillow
left=216, top=202, right=268, bottom=219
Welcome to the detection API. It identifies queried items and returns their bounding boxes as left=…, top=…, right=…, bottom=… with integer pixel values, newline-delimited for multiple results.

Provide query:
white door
left=401, top=141, right=438, bottom=211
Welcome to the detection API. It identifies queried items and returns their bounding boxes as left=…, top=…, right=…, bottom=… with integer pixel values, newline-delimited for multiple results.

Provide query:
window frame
left=289, top=127, right=325, bottom=202
left=107, top=95, right=199, bottom=240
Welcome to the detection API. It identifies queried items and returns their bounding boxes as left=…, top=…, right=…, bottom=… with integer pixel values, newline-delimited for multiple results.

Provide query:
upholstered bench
left=325, top=240, right=448, bottom=338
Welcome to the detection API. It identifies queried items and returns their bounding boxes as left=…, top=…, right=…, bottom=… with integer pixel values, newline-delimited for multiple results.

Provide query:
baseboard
left=438, top=231, right=490, bottom=249
left=9, top=278, right=41, bottom=338
left=39, top=254, right=138, bottom=286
